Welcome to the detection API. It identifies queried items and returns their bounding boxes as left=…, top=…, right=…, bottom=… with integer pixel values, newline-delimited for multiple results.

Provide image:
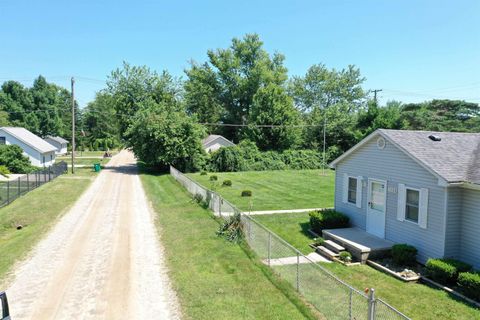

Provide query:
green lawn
left=187, top=169, right=335, bottom=211
left=140, top=173, right=322, bottom=320
left=0, top=168, right=97, bottom=282
left=254, top=212, right=480, bottom=320
left=58, top=157, right=109, bottom=166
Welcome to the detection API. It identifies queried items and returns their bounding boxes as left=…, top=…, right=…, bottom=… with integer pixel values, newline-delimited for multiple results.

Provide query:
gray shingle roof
left=45, top=135, right=69, bottom=144
left=378, top=129, right=480, bottom=184
left=0, top=127, right=57, bottom=153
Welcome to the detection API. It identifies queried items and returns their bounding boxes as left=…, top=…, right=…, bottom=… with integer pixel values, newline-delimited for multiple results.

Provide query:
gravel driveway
left=5, top=150, right=181, bottom=319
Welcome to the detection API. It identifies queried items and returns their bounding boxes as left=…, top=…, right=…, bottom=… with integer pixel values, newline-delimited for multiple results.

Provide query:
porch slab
left=322, top=227, right=395, bottom=263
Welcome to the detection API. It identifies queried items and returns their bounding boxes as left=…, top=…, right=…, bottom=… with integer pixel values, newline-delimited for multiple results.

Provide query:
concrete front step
left=316, top=245, right=339, bottom=260
left=324, top=239, right=345, bottom=253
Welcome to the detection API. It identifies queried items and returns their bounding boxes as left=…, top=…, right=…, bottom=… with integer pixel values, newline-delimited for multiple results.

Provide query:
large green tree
left=126, top=99, right=205, bottom=171
left=184, top=34, right=288, bottom=142
left=106, top=62, right=181, bottom=137
left=244, top=84, right=301, bottom=150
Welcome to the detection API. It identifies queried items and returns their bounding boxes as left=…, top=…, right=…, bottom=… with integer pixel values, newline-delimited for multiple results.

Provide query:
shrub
left=193, top=193, right=204, bottom=203
left=442, top=258, right=472, bottom=273
left=0, top=145, right=34, bottom=173
left=209, top=147, right=247, bottom=172
left=241, top=190, right=252, bottom=197
left=425, top=259, right=458, bottom=284
left=222, top=179, right=232, bottom=186
left=200, top=171, right=208, bottom=176
left=209, top=175, right=218, bottom=181
left=309, top=209, right=349, bottom=233
left=458, top=272, right=480, bottom=301
left=339, top=251, right=352, bottom=263
left=391, top=244, right=417, bottom=266
left=0, top=165, right=10, bottom=177
left=217, top=212, right=243, bottom=243
left=312, top=237, right=324, bottom=247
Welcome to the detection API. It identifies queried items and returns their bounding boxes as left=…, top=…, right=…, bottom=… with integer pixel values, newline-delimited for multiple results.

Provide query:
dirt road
left=5, top=150, right=180, bottom=319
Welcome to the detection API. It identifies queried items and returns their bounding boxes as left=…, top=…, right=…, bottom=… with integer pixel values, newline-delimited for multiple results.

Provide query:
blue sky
left=0, top=0, right=479, bottom=108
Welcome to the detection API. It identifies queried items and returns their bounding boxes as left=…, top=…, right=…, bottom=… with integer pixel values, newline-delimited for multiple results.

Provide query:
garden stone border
left=366, top=260, right=420, bottom=282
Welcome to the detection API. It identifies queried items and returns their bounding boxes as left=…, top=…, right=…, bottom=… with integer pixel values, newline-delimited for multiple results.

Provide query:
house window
left=405, top=188, right=420, bottom=223
left=0, top=137, right=5, bottom=145
left=42, top=156, right=45, bottom=164
left=348, top=177, right=357, bottom=204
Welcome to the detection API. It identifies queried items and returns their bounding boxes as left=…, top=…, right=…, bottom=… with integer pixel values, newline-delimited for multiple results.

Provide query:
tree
left=83, top=92, right=121, bottom=150
left=0, top=145, right=33, bottom=173
left=289, top=64, right=366, bottom=112
left=244, top=84, right=301, bottom=150
left=357, top=100, right=403, bottom=137
left=400, top=99, right=480, bottom=132
left=107, top=62, right=181, bottom=137
left=125, top=99, right=206, bottom=172
left=184, top=34, right=288, bottom=142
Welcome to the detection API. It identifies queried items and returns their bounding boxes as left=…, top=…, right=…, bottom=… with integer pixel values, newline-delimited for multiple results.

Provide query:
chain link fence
left=170, top=166, right=410, bottom=320
left=0, top=161, right=68, bottom=207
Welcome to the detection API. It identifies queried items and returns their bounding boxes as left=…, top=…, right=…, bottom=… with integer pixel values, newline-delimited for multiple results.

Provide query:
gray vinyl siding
left=334, top=135, right=447, bottom=263
left=460, top=189, right=480, bottom=269
left=444, top=187, right=463, bottom=259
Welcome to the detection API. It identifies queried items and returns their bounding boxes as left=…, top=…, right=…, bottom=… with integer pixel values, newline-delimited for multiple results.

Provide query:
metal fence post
left=267, top=232, right=271, bottom=266
left=349, top=288, right=353, bottom=320
left=6, top=180, right=9, bottom=204
left=48, top=167, right=51, bottom=181
left=17, top=177, right=20, bottom=197
left=367, top=288, right=376, bottom=320
left=26, top=174, right=29, bottom=192
left=296, top=252, right=300, bottom=292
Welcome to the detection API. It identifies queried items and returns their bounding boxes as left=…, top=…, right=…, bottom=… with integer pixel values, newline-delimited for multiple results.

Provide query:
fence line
left=170, top=166, right=410, bottom=320
left=0, top=161, right=68, bottom=208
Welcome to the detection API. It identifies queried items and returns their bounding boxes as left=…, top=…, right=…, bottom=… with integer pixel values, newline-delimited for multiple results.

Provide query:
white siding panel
left=444, top=187, right=463, bottom=259
left=334, top=136, right=447, bottom=263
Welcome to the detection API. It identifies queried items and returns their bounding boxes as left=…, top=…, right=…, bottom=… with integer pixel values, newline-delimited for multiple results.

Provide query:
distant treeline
left=1, top=34, right=478, bottom=171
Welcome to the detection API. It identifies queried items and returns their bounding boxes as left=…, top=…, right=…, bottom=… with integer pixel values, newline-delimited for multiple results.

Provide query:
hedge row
left=309, top=209, right=349, bottom=234
left=207, top=140, right=326, bottom=172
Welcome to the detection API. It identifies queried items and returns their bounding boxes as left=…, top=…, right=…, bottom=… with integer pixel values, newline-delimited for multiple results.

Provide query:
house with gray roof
left=330, top=129, right=480, bottom=268
left=0, top=127, right=57, bottom=167
left=44, top=136, right=68, bottom=155
left=202, top=134, right=235, bottom=153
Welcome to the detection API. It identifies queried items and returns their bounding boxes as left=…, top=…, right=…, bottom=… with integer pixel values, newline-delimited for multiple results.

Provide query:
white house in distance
left=44, top=136, right=68, bottom=155
left=0, top=127, right=57, bottom=167
left=202, top=134, right=235, bottom=153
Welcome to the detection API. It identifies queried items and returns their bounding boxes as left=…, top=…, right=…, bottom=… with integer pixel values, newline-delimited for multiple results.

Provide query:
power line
left=199, top=122, right=324, bottom=128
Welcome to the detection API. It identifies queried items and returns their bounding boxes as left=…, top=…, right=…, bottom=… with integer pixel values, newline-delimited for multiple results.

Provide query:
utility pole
left=322, top=116, right=326, bottom=176
left=372, top=89, right=383, bottom=105
left=71, top=77, right=75, bottom=174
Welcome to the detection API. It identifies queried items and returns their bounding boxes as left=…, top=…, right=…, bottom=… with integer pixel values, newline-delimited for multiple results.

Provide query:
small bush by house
left=391, top=244, right=417, bottom=266
left=0, top=165, right=10, bottom=177
left=209, top=175, right=218, bottom=181
left=241, top=190, right=252, bottom=197
left=458, top=272, right=480, bottom=301
left=309, top=209, right=349, bottom=234
left=200, top=171, right=208, bottom=176
left=312, top=237, right=324, bottom=247
left=339, top=251, right=352, bottom=263
left=425, top=258, right=471, bottom=285
left=222, top=179, right=232, bottom=186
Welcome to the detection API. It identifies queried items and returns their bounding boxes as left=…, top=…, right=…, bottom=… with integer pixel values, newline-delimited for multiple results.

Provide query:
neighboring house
left=330, top=129, right=480, bottom=269
left=202, top=134, right=235, bottom=152
left=0, top=127, right=57, bottom=167
left=44, top=136, right=69, bottom=155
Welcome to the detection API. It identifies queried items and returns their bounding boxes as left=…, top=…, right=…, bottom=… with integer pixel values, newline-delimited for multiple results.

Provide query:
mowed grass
left=0, top=168, right=96, bottom=282
left=140, top=173, right=322, bottom=320
left=187, top=169, right=335, bottom=211
left=254, top=213, right=480, bottom=320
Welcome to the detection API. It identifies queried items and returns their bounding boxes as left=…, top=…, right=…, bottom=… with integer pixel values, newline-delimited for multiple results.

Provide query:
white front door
left=366, top=179, right=387, bottom=238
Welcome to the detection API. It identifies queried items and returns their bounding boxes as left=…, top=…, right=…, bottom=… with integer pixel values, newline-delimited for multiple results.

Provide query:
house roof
left=45, top=135, right=69, bottom=144
left=330, top=129, right=480, bottom=185
left=0, top=127, right=57, bottom=154
left=202, top=134, right=235, bottom=147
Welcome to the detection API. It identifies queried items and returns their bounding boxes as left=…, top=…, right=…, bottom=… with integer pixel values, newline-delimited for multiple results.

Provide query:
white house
left=44, top=136, right=68, bottom=155
left=202, top=134, right=235, bottom=153
left=0, top=127, right=57, bottom=167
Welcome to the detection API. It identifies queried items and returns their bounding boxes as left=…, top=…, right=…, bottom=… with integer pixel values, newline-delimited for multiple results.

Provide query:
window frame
left=404, top=187, right=420, bottom=224
left=347, top=176, right=358, bottom=205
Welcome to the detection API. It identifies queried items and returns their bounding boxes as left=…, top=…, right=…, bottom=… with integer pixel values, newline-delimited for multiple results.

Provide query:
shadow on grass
left=299, top=221, right=315, bottom=240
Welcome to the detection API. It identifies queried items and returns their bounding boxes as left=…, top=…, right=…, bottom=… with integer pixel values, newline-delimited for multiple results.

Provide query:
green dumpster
left=93, top=163, right=101, bottom=172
